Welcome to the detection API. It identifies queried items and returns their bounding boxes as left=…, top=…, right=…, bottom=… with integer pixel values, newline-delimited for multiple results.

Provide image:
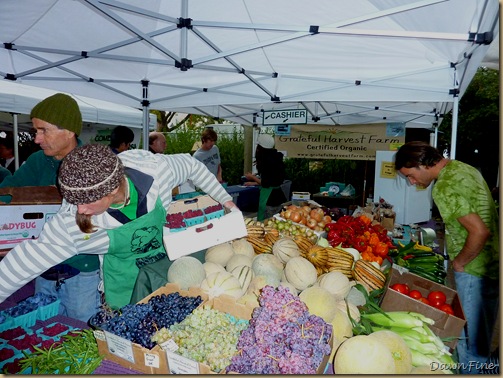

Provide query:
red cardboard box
left=379, top=266, right=466, bottom=350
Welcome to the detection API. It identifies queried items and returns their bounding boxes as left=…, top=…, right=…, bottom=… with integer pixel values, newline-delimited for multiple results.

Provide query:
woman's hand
left=223, top=200, right=240, bottom=212
left=244, top=172, right=255, bottom=181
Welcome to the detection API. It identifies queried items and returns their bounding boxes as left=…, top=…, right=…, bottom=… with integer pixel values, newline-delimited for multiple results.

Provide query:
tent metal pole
left=142, top=80, right=150, bottom=151
left=449, top=68, right=459, bottom=159
left=13, top=113, right=19, bottom=170
left=450, top=95, right=459, bottom=159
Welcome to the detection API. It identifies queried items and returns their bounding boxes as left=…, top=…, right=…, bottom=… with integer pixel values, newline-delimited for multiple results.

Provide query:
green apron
left=104, top=197, right=166, bottom=309
left=257, top=186, right=279, bottom=221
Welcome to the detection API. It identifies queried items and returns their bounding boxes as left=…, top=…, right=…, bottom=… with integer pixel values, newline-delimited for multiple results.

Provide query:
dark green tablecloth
left=129, top=250, right=206, bottom=303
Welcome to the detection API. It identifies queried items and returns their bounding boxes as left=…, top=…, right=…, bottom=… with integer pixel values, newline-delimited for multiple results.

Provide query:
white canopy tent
left=0, top=80, right=157, bottom=169
left=0, top=0, right=499, bottom=157
left=0, top=80, right=156, bottom=130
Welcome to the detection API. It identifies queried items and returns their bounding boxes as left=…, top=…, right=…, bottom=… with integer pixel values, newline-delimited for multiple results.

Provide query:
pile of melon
left=166, top=235, right=370, bottom=362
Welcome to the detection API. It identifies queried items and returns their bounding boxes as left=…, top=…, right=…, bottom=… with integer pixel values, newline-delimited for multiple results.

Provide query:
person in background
left=0, top=165, right=10, bottom=184
left=193, top=128, right=223, bottom=183
left=244, top=134, right=287, bottom=221
left=394, top=141, right=499, bottom=374
left=0, top=131, right=17, bottom=173
left=148, top=131, right=167, bottom=154
left=0, top=143, right=238, bottom=310
left=109, top=125, right=135, bottom=154
left=0, top=93, right=101, bottom=323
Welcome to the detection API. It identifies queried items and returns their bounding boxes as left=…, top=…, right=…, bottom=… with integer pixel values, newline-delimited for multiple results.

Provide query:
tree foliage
left=439, top=67, right=499, bottom=187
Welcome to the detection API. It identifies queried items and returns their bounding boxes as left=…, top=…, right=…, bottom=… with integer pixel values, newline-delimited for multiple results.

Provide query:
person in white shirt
left=0, top=143, right=237, bottom=310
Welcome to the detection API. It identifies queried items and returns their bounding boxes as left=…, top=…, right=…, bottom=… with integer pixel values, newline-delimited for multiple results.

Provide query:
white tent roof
left=0, top=80, right=156, bottom=130
left=0, top=0, right=498, bottom=130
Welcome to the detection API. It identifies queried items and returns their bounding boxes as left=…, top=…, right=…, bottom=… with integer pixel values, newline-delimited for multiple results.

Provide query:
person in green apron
left=244, top=134, right=287, bottom=221
left=0, top=143, right=238, bottom=312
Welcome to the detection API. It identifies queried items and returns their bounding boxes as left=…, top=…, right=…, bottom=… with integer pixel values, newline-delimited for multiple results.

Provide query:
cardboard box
left=94, top=283, right=208, bottom=374
left=0, top=186, right=62, bottom=250
left=380, top=214, right=396, bottom=231
left=380, top=266, right=466, bottom=349
left=291, top=191, right=311, bottom=202
left=163, top=196, right=247, bottom=260
left=163, top=295, right=257, bottom=374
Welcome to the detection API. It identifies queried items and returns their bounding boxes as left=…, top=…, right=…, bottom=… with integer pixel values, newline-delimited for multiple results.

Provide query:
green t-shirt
left=433, top=160, right=499, bottom=279
left=0, top=142, right=99, bottom=272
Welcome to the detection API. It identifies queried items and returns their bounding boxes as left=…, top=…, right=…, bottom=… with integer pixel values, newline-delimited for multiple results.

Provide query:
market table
left=311, top=193, right=361, bottom=214
left=225, top=185, right=260, bottom=212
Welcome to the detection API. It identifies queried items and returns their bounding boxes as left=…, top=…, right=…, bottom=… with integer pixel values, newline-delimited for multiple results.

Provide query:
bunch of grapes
left=151, top=305, right=248, bottom=372
left=226, top=286, right=332, bottom=374
left=204, top=204, right=223, bottom=214
left=99, top=293, right=203, bottom=349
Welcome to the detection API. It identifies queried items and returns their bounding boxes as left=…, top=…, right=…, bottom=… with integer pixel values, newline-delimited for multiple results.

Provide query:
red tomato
left=409, top=290, right=422, bottom=300
left=427, top=291, right=447, bottom=306
left=439, top=303, right=455, bottom=315
left=391, top=283, right=410, bottom=295
left=419, top=297, right=430, bottom=305
left=429, top=298, right=445, bottom=308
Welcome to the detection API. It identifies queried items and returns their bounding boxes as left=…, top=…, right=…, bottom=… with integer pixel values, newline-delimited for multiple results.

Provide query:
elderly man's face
left=150, top=136, right=167, bottom=153
left=32, top=119, right=77, bottom=160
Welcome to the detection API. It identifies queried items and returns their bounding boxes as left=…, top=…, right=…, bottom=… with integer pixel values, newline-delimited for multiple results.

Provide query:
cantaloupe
left=272, top=237, right=300, bottom=264
left=251, top=254, right=283, bottom=284
left=199, top=271, right=243, bottom=299
left=298, top=286, right=337, bottom=322
left=230, top=265, right=254, bottom=292
left=231, top=238, right=256, bottom=259
left=203, top=261, right=226, bottom=276
left=205, top=242, right=235, bottom=267
left=334, top=335, right=396, bottom=374
left=283, top=256, right=317, bottom=291
left=318, top=271, right=352, bottom=301
left=328, top=308, right=353, bottom=364
left=368, top=330, right=412, bottom=374
left=226, top=254, right=253, bottom=272
left=167, top=256, right=206, bottom=290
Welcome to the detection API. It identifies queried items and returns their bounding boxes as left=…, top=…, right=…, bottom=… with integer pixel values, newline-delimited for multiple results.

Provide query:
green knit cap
left=30, top=93, right=82, bottom=136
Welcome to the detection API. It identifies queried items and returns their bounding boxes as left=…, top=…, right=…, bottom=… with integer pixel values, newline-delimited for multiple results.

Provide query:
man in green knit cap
left=0, top=93, right=101, bottom=323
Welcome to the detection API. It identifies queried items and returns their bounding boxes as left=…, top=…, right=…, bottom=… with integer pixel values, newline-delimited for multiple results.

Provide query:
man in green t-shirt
left=395, top=141, right=499, bottom=374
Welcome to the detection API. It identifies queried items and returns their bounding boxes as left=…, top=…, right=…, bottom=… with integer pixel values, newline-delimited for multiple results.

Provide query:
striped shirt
left=0, top=150, right=232, bottom=302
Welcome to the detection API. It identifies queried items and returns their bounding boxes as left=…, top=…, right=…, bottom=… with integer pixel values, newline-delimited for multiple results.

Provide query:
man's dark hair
left=201, top=128, right=218, bottom=143
left=0, top=131, right=14, bottom=150
left=394, top=141, right=443, bottom=170
left=110, top=126, right=134, bottom=148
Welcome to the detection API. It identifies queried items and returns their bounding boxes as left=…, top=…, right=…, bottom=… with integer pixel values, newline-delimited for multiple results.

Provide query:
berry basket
left=204, top=209, right=225, bottom=220
left=0, top=314, right=14, bottom=333
left=174, top=191, right=201, bottom=200
left=11, top=310, right=37, bottom=329
left=183, top=215, right=206, bottom=227
left=37, top=299, right=61, bottom=321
